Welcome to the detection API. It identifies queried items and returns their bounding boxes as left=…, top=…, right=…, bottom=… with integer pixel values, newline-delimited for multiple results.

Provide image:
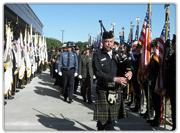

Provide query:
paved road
left=4, top=69, right=172, bottom=131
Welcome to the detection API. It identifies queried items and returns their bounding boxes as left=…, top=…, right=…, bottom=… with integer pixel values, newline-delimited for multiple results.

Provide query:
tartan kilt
left=93, top=87, right=121, bottom=121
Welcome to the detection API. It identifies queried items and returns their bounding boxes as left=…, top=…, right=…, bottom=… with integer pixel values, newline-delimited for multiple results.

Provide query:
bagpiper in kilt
left=94, top=88, right=121, bottom=121
left=92, top=30, right=133, bottom=130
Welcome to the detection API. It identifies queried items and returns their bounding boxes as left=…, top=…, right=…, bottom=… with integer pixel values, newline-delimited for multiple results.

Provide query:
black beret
left=103, top=31, right=114, bottom=39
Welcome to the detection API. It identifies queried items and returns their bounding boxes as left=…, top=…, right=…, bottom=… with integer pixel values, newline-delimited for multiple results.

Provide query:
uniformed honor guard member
left=58, top=42, right=78, bottom=103
left=113, top=41, right=119, bottom=51
left=131, top=44, right=142, bottom=112
left=54, top=48, right=61, bottom=86
left=165, top=34, right=176, bottom=130
left=58, top=44, right=67, bottom=96
left=93, top=30, right=133, bottom=130
left=78, top=44, right=94, bottom=104
left=49, top=47, right=56, bottom=77
left=74, top=46, right=80, bottom=94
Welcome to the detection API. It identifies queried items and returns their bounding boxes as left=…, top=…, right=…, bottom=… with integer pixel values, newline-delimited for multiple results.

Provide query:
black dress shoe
left=150, top=121, right=160, bottom=127
left=17, top=86, right=24, bottom=89
left=68, top=99, right=73, bottom=103
left=87, top=100, right=93, bottom=104
left=83, top=98, right=86, bottom=102
left=16, top=90, right=20, bottom=93
left=146, top=120, right=155, bottom=123
left=143, top=112, right=148, bottom=119
left=8, top=96, right=14, bottom=100
left=132, top=107, right=139, bottom=112
left=64, top=98, right=67, bottom=102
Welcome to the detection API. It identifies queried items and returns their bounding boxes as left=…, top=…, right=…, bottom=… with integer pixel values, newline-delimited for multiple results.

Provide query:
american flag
left=99, top=22, right=103, bottom=49
left=127, top=26, right=132, bottom=44
left=153, top=9, right=170, bottom=96
left=138, top=4, right=152, bottom=87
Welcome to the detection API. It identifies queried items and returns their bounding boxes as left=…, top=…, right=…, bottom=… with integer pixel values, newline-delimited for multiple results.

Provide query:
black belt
left=97, top=81, right=118, bottom=91
left=62, top=67, right=74, bottom=71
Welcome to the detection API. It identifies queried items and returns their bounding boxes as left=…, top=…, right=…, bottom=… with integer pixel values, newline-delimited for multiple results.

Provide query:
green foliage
left=46, top=38, right=63, bottom=51
left=46, top=37, right=88, bottom=53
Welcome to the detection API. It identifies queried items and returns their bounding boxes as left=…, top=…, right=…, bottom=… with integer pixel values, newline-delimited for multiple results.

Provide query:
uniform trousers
left=62, top=69, right=75, bottom=100
left=81, top=72, right=93, bottom=102
left=132, top=75, right=141, bottom=109
left=74, top=76, right=79, bottom=93
left=49, top=63, right=52, bottom=76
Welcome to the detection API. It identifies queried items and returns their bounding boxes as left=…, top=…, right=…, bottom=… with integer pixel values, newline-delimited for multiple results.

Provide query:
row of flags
left=3, top=21, right=48, bottom=97
left=138, top=3, right=170, bottom=97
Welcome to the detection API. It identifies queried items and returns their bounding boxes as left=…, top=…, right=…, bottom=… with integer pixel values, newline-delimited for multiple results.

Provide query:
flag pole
left=163, top=4, right=170, bottom=130
left=147, top=3, right=151, bottom=120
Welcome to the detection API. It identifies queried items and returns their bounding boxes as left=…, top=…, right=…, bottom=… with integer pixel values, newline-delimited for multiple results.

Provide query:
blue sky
left=29, top=3, right=176, bottom=43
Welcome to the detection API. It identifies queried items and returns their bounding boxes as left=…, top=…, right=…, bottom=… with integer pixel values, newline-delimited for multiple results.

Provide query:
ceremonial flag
left=138, top=4, right=152, bottom=87
left=4, top=24, right=10, bottom=63
left=88, top=34, right=91, bottom=46
left=153, top=7, right=170, bottom=96
left=26, top=29, right=31, bottom=78
left=118, top=28, right=125, bottom=53
left=132, top=22, right=139, bottom=55
left=99, top=23, right=103, bottom=49
left=4, top=24, right=13, bottom=97
left=14, top=35, right=21, bottom=75
left=127, top=26, right=132, bottom=44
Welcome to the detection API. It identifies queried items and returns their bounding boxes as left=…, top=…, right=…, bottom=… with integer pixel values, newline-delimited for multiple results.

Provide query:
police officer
left=113, top=41, right=119, bottom=51
left=54, top=48, right=61, bottom=86
left=58, top=44, right=67, bottom=96
left=48, top=47, right=56, bottom=77
left=74, top=46, right=80, bottom=94
left=131, top=44, right=142, bottom=112
left=93, top=30, right=133, bottom=130
left=78, top=44, right=94, bottom=104
left=58, top=42, right=78, bottom=103
left=166, top=34, right=176, bottom=130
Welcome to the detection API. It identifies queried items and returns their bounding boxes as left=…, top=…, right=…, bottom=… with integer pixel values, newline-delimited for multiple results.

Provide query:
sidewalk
left=4, top=69, right=172, bottom=131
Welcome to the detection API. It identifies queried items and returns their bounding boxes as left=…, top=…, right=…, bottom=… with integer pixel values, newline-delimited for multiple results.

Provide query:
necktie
left=67, top=52, right=70, bottom=67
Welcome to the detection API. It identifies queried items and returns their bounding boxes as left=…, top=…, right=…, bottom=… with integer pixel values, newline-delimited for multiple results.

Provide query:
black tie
left=67, top=52, right=70, bottom=67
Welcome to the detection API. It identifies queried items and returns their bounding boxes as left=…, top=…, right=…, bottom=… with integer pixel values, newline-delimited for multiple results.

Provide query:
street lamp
left=61, top=30, right=65, bottom=44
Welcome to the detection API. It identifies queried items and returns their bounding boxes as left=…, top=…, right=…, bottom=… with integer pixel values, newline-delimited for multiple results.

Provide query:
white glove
left=78, top=75, right=82, bottom=79
left=93, top=75, right=96, bottom=79
left=55, top=69, right=58, bottom=73
left=58, top=72, right=62, bottom=76
left=74, top=73, right=78, bottom=77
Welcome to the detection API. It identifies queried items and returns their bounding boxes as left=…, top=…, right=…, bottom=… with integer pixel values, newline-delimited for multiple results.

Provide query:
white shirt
left=107, top=50, right=113, bottom=59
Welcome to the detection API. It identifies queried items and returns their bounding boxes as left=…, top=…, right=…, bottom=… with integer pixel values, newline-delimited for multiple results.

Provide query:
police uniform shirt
left=58, top=51, right=78, bottom=73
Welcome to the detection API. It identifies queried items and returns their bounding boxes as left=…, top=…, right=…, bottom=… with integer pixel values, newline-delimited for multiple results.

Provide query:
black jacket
left=93, top=48, right=129, bottom=83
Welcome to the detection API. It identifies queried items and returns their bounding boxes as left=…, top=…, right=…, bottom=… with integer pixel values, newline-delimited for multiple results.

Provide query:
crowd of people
left=4, top=22, right=176, bottom=131
left=47, top=31, right=176, bottom=131
left=48, top=42, right=96, bottom=104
